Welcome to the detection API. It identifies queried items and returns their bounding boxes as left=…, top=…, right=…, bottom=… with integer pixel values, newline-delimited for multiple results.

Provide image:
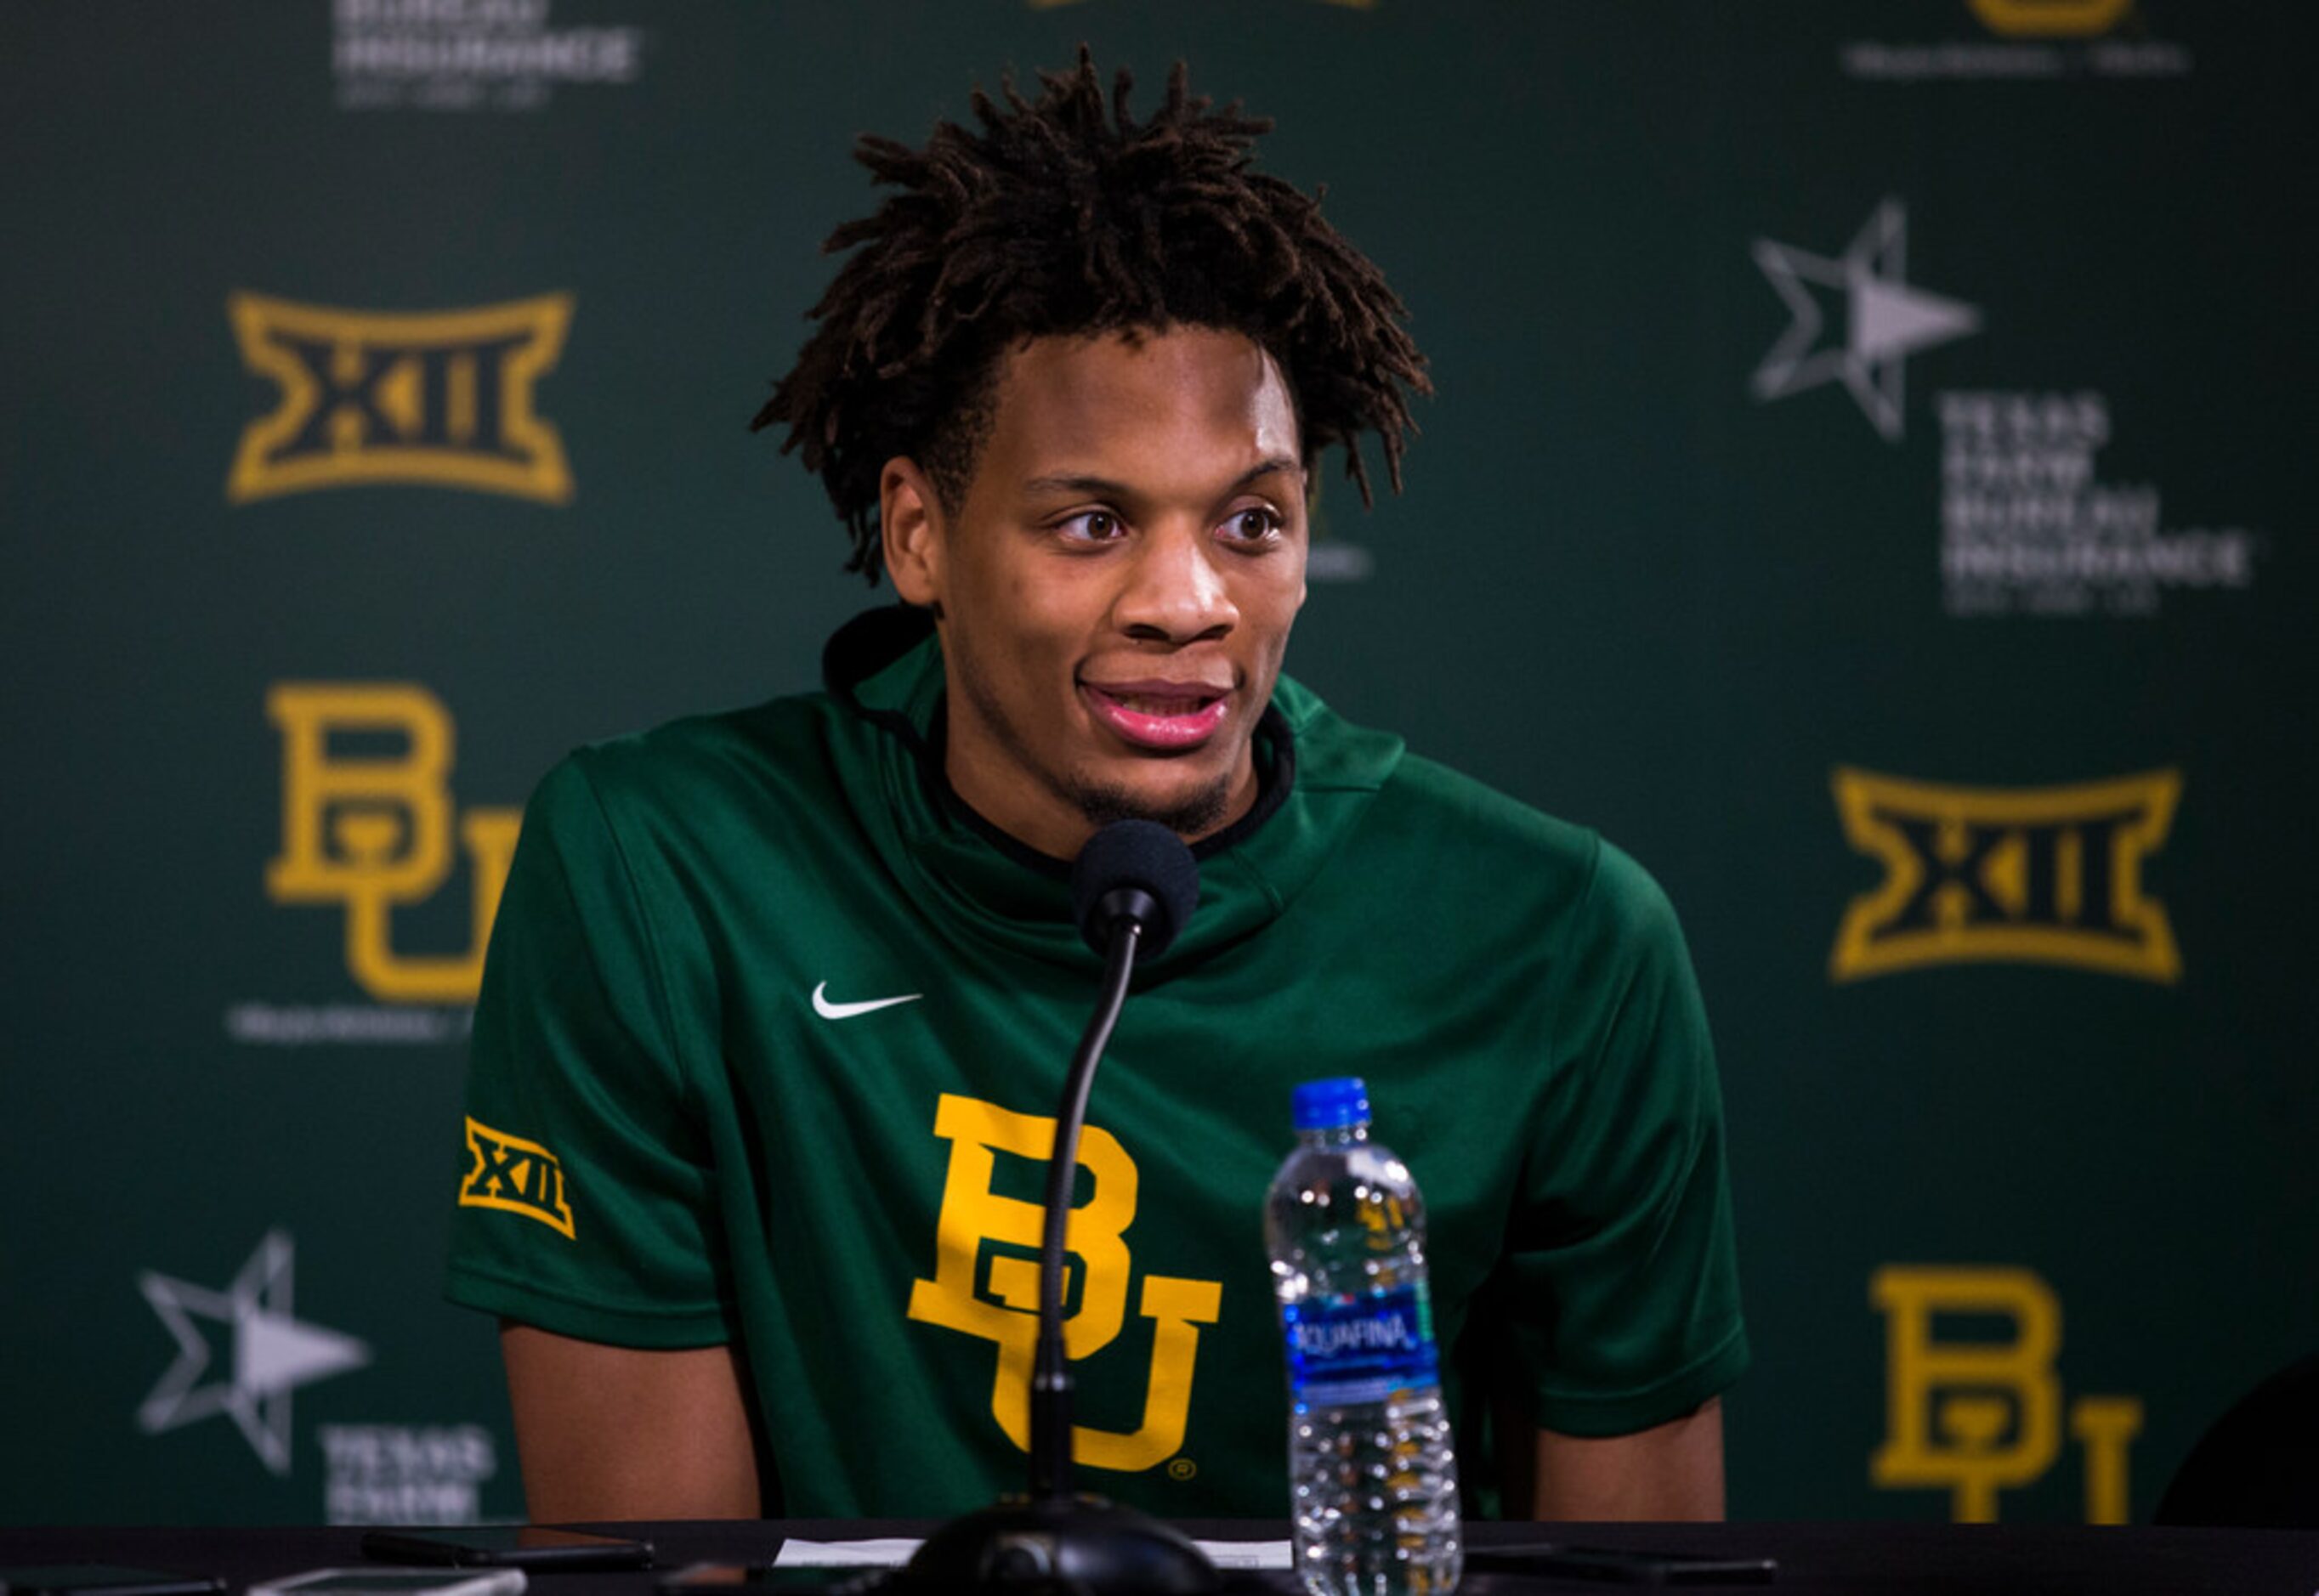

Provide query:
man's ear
left=880, top=458, right=945, bottom=612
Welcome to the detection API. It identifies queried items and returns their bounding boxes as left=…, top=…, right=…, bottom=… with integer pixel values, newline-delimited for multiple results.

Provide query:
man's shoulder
left=570, top=691, right=836, bottom=791
left=521, top=689, right=847, bottom=846
left=1370, top=746, right=1597, bottom=874
left=1274, top=676, right=1587, bottom=864
left=1367, top=749, right=1681, bottom=941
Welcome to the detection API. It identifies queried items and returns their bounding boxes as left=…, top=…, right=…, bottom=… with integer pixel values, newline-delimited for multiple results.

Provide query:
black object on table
left=355, top=1530, right=652, bottom=1572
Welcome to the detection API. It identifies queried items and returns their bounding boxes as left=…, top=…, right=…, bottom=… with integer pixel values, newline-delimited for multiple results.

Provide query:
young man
left=446, top=54, right=1745, bottom=1524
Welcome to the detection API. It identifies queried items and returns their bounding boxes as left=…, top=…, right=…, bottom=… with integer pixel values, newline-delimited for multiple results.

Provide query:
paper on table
left=772, top=1540, right=926, bottom=1568
left=1193, top=1541, right=1293, bottom=1570
left=772, top=1539, right=1293, bottom=1571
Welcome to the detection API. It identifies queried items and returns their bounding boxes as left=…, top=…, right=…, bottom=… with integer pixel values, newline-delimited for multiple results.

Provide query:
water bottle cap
left=1292, top=1076, right=1370, bottom=1132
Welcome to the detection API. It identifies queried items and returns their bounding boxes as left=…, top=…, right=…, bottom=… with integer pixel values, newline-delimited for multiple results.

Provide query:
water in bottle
left=1266, top=1076, right=1462, bottom=1596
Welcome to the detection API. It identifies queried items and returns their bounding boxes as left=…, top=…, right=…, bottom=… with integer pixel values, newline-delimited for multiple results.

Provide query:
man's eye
left=1058, top=510, right=1125, bottom=541
left=1222, top=507, right=1284, bottom=543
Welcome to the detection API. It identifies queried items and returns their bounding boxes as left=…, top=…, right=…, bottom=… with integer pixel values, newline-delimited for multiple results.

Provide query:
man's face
left=881, top=325, right=1309, bottom=860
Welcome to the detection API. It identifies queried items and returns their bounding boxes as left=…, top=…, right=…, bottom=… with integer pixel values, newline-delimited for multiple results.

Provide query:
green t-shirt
left=445, top=608, right=1747, bottom=1518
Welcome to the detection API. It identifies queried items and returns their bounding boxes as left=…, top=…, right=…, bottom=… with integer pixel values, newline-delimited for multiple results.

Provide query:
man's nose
left=1114, top=523, right=1237, bottom=643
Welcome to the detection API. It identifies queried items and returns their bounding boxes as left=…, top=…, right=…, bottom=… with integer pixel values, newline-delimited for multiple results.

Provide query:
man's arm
left=501, top=1322, right=763, bottom=1520
left=1522, top=1398, right=1726, bottom=1520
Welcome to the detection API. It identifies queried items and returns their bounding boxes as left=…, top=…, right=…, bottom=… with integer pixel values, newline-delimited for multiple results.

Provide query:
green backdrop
left=4, top=0, right=2312, bottom=1527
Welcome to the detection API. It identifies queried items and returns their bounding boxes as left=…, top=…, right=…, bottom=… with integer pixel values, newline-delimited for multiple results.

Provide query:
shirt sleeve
left=1502, top=836, right=1749, bottom=1437
left=443, top=753, right=736, bottom=1348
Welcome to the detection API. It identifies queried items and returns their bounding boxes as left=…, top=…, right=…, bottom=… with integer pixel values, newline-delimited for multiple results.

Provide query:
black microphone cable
left=1029, top=821, right=1199, bottom=1501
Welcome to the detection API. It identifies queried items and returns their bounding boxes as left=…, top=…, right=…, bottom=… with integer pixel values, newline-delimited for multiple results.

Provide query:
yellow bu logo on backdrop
left=908, top=1094, right=1223, bottom=1474
left=1970, top=0, right=2131, bottom=37
left=267, top=684, right=521, bottom=1004
left=228, top=293, right=573, bottom=504
left=1874, top=1266, right=2143, bottom=1523
left=1830, top=768, right=2180, bottom=982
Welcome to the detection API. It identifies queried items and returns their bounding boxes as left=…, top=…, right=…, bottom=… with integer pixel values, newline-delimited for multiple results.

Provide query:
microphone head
left=1070, top=820, right=1200, bottom=959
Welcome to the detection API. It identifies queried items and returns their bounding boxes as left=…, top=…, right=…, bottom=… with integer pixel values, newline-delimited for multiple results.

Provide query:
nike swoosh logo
left=812, top=981, right=923, bottom=1021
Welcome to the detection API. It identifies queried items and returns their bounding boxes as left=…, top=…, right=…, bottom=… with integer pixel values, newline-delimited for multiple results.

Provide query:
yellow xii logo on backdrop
left=908, top=1093, right=1223, bottom=1473
left=1830, top=768, right=2180, bottom=982
left=229, top=292, right=573, bottom=504
left=1874, top=1266, right=2142, bottom=1523
left=267, top=683, right=521, bottom=1004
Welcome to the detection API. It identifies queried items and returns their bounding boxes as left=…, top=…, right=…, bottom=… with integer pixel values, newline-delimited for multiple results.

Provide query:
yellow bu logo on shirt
left=908, top=1093, right=1222, bottom=1473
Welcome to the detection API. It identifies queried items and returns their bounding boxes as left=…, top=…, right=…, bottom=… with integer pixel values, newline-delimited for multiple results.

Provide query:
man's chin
left=1067, top=769, right=1240, bottom=846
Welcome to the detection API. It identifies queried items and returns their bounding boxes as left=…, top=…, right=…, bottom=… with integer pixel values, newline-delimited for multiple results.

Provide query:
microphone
left=902, top=822, right=1218, bottom=1596
left=1071, top=818, right=1200, bottom=960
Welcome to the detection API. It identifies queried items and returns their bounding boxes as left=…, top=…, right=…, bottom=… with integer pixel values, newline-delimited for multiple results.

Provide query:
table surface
left=3, top=1520, right=2316, bottom=1596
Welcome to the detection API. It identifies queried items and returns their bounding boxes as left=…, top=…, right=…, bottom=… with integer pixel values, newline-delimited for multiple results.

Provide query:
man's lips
left=1080, top=679, right=1232, bottom=750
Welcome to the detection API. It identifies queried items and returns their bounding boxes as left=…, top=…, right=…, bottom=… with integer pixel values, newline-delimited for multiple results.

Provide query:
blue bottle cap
left=1292, top=1076, right=1370, bottom=1132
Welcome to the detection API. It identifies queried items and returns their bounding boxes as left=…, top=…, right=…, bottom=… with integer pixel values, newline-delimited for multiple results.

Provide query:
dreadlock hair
left=750, top=47, right=1431, bottom=583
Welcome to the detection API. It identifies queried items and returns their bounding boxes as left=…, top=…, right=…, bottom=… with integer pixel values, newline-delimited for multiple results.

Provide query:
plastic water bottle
left=1266, top=1077, right=1462, bottom=1596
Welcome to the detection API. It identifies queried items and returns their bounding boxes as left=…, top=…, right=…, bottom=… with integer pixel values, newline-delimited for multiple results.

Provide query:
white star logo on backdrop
left=1750, top=198, right=1982, bottom=440
left=136, top=1229, right=372, bottom=1475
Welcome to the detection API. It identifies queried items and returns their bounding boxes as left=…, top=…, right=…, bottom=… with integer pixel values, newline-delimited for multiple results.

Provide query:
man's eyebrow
left=1021, top=473, right=1132, bottom=498
left=1230, top=456, right=1306, bottom=491
left=1019, top=458, right=1305, bottom=498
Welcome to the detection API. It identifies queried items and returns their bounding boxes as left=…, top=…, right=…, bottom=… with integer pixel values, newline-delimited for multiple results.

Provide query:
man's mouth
left=1080, top=681, right=1231, bottom=751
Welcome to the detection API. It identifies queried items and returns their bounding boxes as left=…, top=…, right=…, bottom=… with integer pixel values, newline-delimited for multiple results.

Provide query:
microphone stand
left=900, top=897, right=1220, bottom=1595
